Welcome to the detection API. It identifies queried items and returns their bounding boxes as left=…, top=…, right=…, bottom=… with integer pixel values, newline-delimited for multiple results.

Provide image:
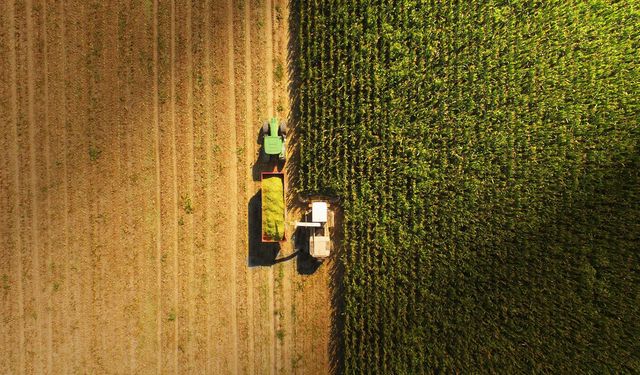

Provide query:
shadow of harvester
left=292, top=225, right=322, bottom=275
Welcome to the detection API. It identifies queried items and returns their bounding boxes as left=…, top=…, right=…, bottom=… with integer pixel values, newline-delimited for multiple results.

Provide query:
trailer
left=261, top=171, right=286, bottom=242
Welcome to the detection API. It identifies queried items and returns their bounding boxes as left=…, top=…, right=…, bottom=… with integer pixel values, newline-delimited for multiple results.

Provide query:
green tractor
left=261, top=117, right=287, bottom=162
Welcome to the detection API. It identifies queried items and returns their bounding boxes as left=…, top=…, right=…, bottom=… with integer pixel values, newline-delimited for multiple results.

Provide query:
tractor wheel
left=262, top=122, right=269, bottom=135
left=279, top=122, right=287, bottom=136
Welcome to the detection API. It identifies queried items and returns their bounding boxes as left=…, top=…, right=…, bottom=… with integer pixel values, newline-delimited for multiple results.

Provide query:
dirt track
left=0, top=1, right=333, bottom=374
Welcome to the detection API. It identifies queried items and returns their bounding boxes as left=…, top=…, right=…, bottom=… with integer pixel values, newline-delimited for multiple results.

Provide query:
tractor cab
left=261, top=117, right=286, bottom=162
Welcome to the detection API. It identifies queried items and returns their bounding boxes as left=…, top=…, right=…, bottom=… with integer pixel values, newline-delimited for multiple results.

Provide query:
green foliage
left=167, top=311, right=176, bottom=321
left=181, top=195, right=194, bottom=214
left=276, top=329, right=286, bottom=342
left=88, top=145, right=102, bottom=161
left=275, top=60, right=285, bottom=82
left=298, top=0, right=640, bottom=373
left=2, top=274, right=9, bottom=293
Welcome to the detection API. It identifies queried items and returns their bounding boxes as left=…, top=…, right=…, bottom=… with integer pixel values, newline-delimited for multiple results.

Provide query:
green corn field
left=296, top=0, right=639, bottom=373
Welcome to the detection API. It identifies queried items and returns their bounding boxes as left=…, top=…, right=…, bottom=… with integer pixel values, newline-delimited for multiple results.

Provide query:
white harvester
left=294, top=199, right=336, bottom=260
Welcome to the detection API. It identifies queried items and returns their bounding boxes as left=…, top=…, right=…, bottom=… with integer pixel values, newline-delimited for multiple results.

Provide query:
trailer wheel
left=279, top=122, right=287, bottom=136
left=262, top=122, right=269, bottom=135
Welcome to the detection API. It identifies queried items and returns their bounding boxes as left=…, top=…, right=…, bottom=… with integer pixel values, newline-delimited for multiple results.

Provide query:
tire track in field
left=102, top=1, right=125, bottom=368
left=41, top=3, right=54, bottom=372
left=187, top=2, right=195, bottom=369
left=152, top=0, right=163, bottom=373
left=116, top=2, right=138, bottom=370
left=224, top=0, right=240, bottom=372
left=152, top=0, right=180, bottom=372
left=189, top=1, right=208, bottom=370
left=64, top=2, right=91, bottom=368
left=182, top=1, right=196, bottom=370
left=115, top=1, right=136, bottom=371
left=86, top=2, right=107, bottom=371
left=231, top=1, right=253, bottom=373
left=201, top=1, right=213, bottom=371
left=120, top=1, right=136, bottom=370
left=58, top=1, right=71, bottom=371
left=264, top=1, right=273, bottom=113
left=133, top=0, right=160, bottom=369
left=98, top=2, right=117, bottom=366
left=24, top=1, right=44, bottom=371
left=242, top=0, right=256, bottom=373
left=86, top=2, right=100, bottom=368
left=169, top=0, right=180, bottom=372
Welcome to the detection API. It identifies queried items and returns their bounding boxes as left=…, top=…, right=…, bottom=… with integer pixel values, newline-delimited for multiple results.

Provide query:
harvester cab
left=295, top=199, right=335, bottom=260
left=261, top=117, right=286, bottom=162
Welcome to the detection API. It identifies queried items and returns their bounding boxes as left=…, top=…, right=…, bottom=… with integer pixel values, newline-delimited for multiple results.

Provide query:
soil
left=0, top=0, right=333, bottom=374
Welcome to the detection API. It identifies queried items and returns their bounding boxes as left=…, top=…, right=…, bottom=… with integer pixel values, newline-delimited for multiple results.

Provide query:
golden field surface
left=0, top=1, right=335, bottom=374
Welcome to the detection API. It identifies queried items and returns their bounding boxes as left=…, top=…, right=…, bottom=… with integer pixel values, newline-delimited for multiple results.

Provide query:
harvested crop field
left=0, top=1, right=333, bottom=374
